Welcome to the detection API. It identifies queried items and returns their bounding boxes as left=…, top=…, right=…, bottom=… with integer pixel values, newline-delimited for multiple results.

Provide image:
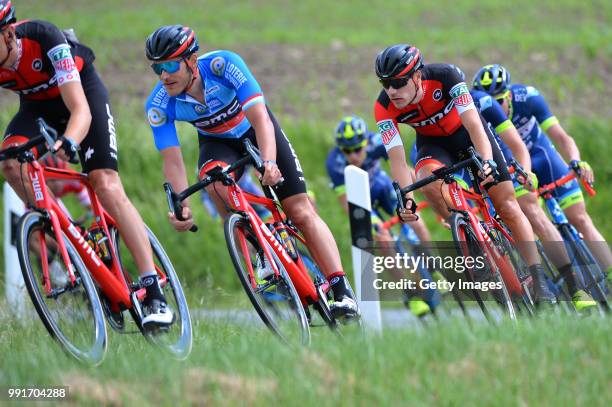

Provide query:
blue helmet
left=471, top=64, right=511, bottom=96
left=335, top=115, right=368, bottom=149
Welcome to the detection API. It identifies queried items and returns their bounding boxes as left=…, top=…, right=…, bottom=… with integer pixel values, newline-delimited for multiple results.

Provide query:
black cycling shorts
left=197, top=108, right=307, bottom=201
left=414, top=115, right=511, bottom=188
left=3, top=64, right=118, bottom=173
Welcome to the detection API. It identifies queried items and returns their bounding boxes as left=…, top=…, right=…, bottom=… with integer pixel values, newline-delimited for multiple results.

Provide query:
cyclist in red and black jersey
left=0, top=1, right=172, bottom=327
left=373, top=44, right=555, bottom=304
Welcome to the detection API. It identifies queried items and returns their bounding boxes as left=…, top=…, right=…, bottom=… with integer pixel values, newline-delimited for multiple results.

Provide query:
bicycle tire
left=489, top=225, right=535, bottom=316
left=535, top=240, right=573, bottom=308
left=17, top=211, right=107, bottom=365
left=224, top=213, right=310, bottom=346
left=558, top=224, right=609, bottom=310
left=109, top=224, right=193, bottom=359
left=449, top=212, right=516, bottom=321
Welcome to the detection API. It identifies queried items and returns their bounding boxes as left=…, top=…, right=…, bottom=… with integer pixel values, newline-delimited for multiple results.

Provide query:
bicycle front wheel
left=450, top=212, right=516, bottom=321
left=17, top=211, right=107, bottom=365
left=224, top=213, right=310, bottom=346
left=109, top=224, right=193, bottom=359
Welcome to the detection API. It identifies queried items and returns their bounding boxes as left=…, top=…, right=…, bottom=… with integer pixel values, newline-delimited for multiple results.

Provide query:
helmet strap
left=183, top=56, right=199, bottom=94
left=406, top=74, right=421, bottom=105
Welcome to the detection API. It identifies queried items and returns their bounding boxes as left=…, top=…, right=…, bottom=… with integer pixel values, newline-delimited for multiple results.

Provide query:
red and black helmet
left=0, top=0, right=16, bottom=28
left=375, top=44, right=423, bottom=79
left=145, top=25, right=199, bottom=61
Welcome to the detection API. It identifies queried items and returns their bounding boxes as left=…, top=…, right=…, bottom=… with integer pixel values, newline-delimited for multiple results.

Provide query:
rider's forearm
left=60, top=82, right=92, bottom=144
left=547, top=124, right=580, bottom=162
left=245, top=104, right=277, bottom=162
left=462, top=110, right=493, bottom=161
left=162, top=155, right=190, bottom=206
left=253, top=118, right=276, bottom=162
left=499, top=128, right=531, bottom=173
left=389, top=149, right=414, bottom=198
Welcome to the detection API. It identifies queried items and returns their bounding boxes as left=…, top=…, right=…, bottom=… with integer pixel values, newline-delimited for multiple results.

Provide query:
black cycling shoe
left=531, top=265, right=557, bottom=306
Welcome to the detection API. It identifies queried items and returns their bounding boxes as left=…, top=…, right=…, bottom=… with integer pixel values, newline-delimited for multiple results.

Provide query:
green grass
left=0, top=314, right=610, bottom=405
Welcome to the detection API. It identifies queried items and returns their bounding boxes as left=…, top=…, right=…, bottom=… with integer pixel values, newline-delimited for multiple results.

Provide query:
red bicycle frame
left=223, top=182, right=321, bottom=305
left=24, top=159, right=163, bottom=312
left=446, top=177, right=524, bottom=295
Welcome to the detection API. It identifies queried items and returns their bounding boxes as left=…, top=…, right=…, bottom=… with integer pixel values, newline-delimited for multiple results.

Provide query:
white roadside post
left=344, top=165, right=382, bottom=333
left=4, top=182, right=27, bottom=318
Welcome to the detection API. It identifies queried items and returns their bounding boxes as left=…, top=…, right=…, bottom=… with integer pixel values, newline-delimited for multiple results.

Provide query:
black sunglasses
left=341, top=146, right=364, bottom=155
left=380, top=77, right=410, bottom=90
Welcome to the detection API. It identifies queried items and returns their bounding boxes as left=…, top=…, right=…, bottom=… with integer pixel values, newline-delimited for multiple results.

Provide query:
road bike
left=165, top=138, right=359, bottom=345
left=1, top=119, right=192, bottom=365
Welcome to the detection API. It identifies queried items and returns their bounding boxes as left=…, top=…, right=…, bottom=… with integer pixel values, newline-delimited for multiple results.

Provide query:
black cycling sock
left=140, top=273, right=165, bottom=303
left=559, top=264, right=578, bottom=295
left=328, top=273, right=349, bottom=302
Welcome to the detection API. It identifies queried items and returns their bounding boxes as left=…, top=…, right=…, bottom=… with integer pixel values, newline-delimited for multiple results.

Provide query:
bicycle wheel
left=449, top=212, right=516, bottom=321
left=489, top=225, right=535, bottom=316
left=535, top=240, right=573, bottom=310
left=17, top=211, right=107, bottom=365
left=225, top=213, right=310, bottom=345
left=109, top=224, right=192, bottom=359
left=558, top=224, right=609, bottom=310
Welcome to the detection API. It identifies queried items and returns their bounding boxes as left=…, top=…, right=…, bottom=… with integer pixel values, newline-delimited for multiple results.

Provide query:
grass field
left=1, top=313, right=610, bottom=406
left=0, top=1, right=610, bottom=403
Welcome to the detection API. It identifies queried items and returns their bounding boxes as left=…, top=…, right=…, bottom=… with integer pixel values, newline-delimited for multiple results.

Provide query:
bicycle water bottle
left=275, top=222, right=298, bottom=261
left=87, top=225, right=112, bottom=265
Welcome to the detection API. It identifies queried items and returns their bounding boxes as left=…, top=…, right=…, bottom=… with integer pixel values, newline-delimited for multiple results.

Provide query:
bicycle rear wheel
left=109, top=224, right=192, bottom=359
left=17, top=211, right=107, bottom=365
left=558, top=224, right=609, bottom=310
left=450, top=212, right=516, bottom=321
left=225, top=213, right=310, bottom=345
left=490, top=225, right=535, bottom=316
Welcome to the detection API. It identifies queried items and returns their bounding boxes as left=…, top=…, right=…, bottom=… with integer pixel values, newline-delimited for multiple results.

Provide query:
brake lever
left=242, top=138, right=284, bottom=188
left=37, top=118, right=58, bottom=151
left=163, top=182, right=198, bottom=233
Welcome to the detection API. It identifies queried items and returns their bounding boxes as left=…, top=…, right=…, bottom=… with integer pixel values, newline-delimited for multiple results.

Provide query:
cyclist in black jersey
left=0, top=1, right=172, bottom=327
left=373, top=44, right=556, bottom=304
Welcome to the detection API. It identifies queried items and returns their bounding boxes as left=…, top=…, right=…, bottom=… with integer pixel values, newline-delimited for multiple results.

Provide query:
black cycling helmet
left=0, top=0, right=16, bottom=28
left=472, top=64, right=511, bottom=96
left=145, top=25, right=199, bottom=61
left=375, top=44, right=423, bottom=79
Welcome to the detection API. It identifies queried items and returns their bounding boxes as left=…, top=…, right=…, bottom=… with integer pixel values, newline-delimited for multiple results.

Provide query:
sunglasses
left=151, top=59, right=182, bottom=75
left=494, top=91, right=510, bottom=104
left=341, top=146, right=364, bottom=155
left=380, top=77, right=410, bottom=90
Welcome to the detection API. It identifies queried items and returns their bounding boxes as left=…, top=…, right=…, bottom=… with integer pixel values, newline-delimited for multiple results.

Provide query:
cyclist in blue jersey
left=416, top=80, right=595, bottom=309
left=326, top=115, right=442, bottom=316
left=472, top=64, right=612, bottom=284
left=144, top=25, right=359, bottom=319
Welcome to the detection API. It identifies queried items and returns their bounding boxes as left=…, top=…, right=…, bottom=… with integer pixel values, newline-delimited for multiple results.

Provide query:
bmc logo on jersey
left=412, top=102, right=454, bottom=127
left=193, top=99, right=242, bottom=130
left=377, top=120, right=398, bottom=145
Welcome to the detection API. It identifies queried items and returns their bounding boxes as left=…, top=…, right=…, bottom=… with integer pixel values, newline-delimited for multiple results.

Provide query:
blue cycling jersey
left=145, top=50, right=265, bottom=150
left=506, top=83, right=559, bottom=150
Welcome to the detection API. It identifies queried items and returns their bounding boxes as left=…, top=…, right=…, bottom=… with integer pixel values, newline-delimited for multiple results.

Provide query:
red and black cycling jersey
left=0, top=19, right=94, bottom=101
left=374, top=63, right=476, bottom=150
